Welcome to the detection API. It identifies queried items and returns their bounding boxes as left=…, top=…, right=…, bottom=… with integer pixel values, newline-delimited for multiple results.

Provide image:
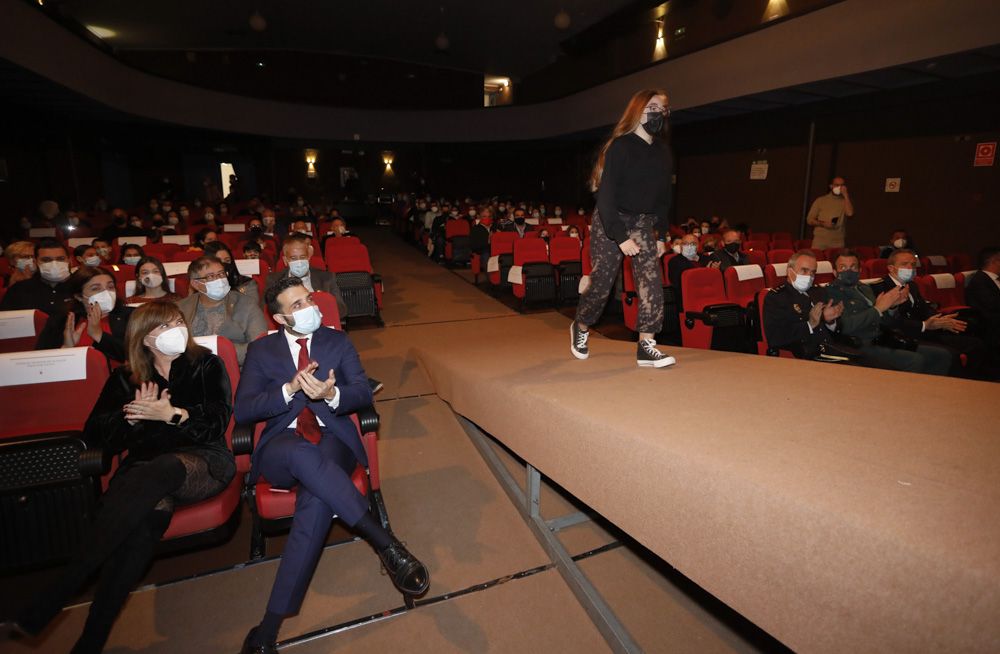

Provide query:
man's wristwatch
left=169, top=409, right=183, bottom=425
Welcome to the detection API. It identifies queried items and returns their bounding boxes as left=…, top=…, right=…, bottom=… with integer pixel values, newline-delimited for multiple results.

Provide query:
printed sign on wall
left=749, top=161, right=769, bottom=180
left=974, top=142, right=996, bottom=167
left=885, top=178, right=901, bottom=193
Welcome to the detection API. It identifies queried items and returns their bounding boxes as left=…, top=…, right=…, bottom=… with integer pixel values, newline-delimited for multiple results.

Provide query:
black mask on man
left=724, top=242, right=741, bottom=254
left=514, top=217, right=526, bottom=226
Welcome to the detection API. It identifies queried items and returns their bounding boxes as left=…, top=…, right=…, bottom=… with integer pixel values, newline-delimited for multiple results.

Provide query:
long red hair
left=589, top=89, right=669, bottom=192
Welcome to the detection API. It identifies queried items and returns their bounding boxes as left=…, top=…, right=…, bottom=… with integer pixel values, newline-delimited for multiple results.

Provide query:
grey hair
left=887, top=248, right=916, bottom=267
left=788, top=249, right=817, bottom=268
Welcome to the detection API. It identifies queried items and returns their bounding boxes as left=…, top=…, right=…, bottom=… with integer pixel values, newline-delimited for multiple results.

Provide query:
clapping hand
left=299, top=366, right=337, bottom=401
left=925, top=312, right=967, bottom=334
left=822, top=300, right=844, bottom=322
left=124, top=383, right=174, bottom=423
left=808, top=302, right=825, bottom=329
left=63, top=312, right=85, bottom=348
left=85, top=300, right=104, bottom=343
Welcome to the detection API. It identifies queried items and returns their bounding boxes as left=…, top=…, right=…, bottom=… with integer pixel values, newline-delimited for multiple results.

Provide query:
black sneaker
left=637, top=339, right=676, bottom=368
left=570, top=321, right=589, bottom=360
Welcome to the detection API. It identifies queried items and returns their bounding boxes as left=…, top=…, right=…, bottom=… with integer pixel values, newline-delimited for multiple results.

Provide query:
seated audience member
left=120, top=243, right=145, bottom=267
left=873, top=249, right=985, bottom=378
left=763, top=250, right=845, bottom=359
left=320, top=216, right=353, bottom=253
left=566, top=226, right=582, bottom=241
left=74, top=244, right=101, bottom=268
left=92, top=238, right=114, bottom=265
left=99, top=211, right=130, bottom=242
left=699, top=236, right=718, bottom=264
left=965, top=246, right=1000, bottom=367
left=218, top=202, right=232, bottom=221
left=260, top=208, right=278, bottom=238
left=130, top=256, right=182, bottom=304
left=470, top=208, right=492, bottom=265
left=704, top=230, right=747, bottom=272
left=668, top=234, right=702, bottom=311
left=246, top=216, right=274, bottom=245
left=266, top=234, right=347, bottom=317
left=0, top=238, right=73, bottom=312
left=826, top=252, right=951, bottom=375
left=289, top=219, right=312, bottom=237
left=178, top=256, right=267, bottom=366
left=36, top=266, right=133, bottom=363
left=511, top=208, right=530, bottom=238
left=200, top=207, right=219, bottom=227
left=3, top=240, right=37, bottom=286
left=243, top=240, right=263, bottom=260
left=57, top=209, right=92, bottom=235
left=14, top=301, right=234, bottom=653
left=204, top=241, right=257, bottom=296
left=879, top=230, right=916, bottom=259
left=191, top=228, right=217, bottom=251
left=700, top=221, right=712, bottom=236
left=493, top=207, right=516, bottom=233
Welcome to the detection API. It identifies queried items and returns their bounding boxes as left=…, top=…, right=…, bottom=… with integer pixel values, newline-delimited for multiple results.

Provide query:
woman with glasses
left=570, top=89, right=676, bottom=368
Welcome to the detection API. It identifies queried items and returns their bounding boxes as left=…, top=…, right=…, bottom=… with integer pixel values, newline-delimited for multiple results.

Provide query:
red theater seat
left=921, top=255, right=950, bottom=275
left=510, top=238, right=556, bottom=304
left=855, top=246, right=879, bottom=261
left=768, top=249, right=794, bottom=265
left=746, top=250, right=767, bottom=269
left=770, top=239, right=794, bottom=250
left=916, top=273, right=967, bottom=313
left=771, top=232, right=793, bottom=242
left=863, top=258, right=889, bottom=279
left=744, top=240, right=769, bottom=252
left=948, top=253, right=973, bottom=274
left=0, top=309, right=48, bottom=354
left=444, top=219, right=471, bottom=264
left=487, top=232, right=517, bottom=289
left=764, top=262, right=788, bottom=288
left=815, top=261, right=835, bottom=285
left=681, top=267, right=740, bottom=350
left=549, top=236, right=582, bottom=304
left=724, top=264, right=765, bottom=307
left=325, top=242, right=382, bottom=324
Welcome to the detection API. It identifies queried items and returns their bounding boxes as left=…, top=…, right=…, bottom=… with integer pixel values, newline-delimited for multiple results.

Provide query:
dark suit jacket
left=36, top=302, right=133, bottom=362
left=763, top=283, right=835, bottom=358
left=265, top=268, right=347, bottom=318
left=235, top=327, right=373, bottom=480
left=965, top=270, right=1000, bottom=342
left=871, top=276, right=932, bottom=339
left=706, top=249, right=747, bottom=273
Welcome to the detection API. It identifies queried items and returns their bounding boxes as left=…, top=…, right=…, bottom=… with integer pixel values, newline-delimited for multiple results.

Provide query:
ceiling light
left=249, top=10, right=267, bottom=32
left=256, top=61, right=265, bottom=68
left=554, top=9, right=571, bottom=30
left=85, top=25, right=116, bottom=39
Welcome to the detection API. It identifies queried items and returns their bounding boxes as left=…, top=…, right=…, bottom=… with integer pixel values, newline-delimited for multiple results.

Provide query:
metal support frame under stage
left=457, top=415, right=642, bottom=654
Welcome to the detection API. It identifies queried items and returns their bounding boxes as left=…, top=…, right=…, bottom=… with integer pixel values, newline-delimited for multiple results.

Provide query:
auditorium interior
left=0, top=1, right=998, bottom=652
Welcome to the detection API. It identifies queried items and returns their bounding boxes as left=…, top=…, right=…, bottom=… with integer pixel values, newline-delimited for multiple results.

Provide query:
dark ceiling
left=43, top=0, right=642, bottom=78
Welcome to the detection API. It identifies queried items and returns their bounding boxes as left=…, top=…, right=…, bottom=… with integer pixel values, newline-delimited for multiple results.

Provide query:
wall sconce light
left=763, top=0, right=790, bottom=22
left=305, top=149, right=318, bottom=179
left=382, top=151, right=395, bottom=174
left=653, top=19, right=667, bottom=61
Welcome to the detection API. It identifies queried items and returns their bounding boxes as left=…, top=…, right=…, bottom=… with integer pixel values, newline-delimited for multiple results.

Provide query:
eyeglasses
left=195, top=271, right=228, bottom=282
left=647, top=105, right=672, bottom=117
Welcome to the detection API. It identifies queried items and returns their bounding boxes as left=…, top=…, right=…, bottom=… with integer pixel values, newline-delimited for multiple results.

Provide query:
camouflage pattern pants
left=575, top=210, right=664, bottom=334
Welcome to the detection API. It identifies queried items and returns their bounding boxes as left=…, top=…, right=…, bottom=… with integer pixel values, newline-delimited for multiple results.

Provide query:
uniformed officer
left=826, top=251, right=951, bottom=375
left=762, top=250, right=844, bottom=358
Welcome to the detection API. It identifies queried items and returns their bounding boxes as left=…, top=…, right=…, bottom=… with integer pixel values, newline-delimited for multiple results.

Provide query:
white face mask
left=88, top=289, right=116, bottom=313
left=142, top=273, right=163, bottom=289
left=531, top=212, right=541, bottom=219
left=16, top=258, right=35, bottom=271
left=83, top=256, right=101, bottom=266
left=791, top=271, right=813, bottom=292
left=892, top=238, right=907, bottom=249
left=40, top=260, right=70, bottom=283
left=671, top=244, right=682, bottom=254
left=202, top=278, right=230, bottom=300
left=896, top=268, right=915, bottom=283
left=554, top=209, right=562, bottom=216
left=832, top=186, right=842, bottom=196
left=123, top=256, right=140, bottom=266
left=682, top=244, right=698, bottom=259
left=168, top=216, right=179, bottom=225
left=153, top=326, right=188, bottom=356
left=97, top=247, right=111, bottom=258
left=288, top=259, right=310, bottom=278
left=468, top=210, right=477, bottom=218
left=204, top=213, right=216, bottom=222
left=285, top=305, right=322, bottom=335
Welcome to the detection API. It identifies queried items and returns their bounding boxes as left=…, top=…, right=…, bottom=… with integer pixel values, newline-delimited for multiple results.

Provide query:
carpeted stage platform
left=4, top=228, right=997, bottom=653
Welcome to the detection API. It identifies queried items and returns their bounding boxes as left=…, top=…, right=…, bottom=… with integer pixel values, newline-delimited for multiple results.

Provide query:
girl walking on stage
left=571, top=88, right=676, bottom=368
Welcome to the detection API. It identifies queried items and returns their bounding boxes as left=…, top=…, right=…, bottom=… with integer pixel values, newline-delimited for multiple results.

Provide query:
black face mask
left=249, top=225, right=262, bottom=235
left=703, top=245, right=714, bottom=253
left=724, top=242, right=741, bottom=254
left=514, top=217, right=526, bottom=226
left=838, top=270, right=860, bottom=286
left=642, top=112, right=664, bottom=135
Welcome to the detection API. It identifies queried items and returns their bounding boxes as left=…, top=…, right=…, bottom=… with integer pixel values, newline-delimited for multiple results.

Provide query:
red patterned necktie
left=294, top=337, right=322, bottom=444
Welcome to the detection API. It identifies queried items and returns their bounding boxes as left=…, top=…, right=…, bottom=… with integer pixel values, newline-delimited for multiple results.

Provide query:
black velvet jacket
left=84, top=349, right=234, bottom=479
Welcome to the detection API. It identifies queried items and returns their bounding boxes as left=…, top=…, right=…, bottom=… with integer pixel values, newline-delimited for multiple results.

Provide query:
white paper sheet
left=235, top=259, right=260, bottom=276
left=193, top=335, right=219, bottom=354
left=117, top=236, right=147, bottom=246
left=29, top=228, right=57, bottom=238
left=67, top=237, right=93, bottom=249
left=507, top=265, right=523, bottom=285
left=162, top=234, right=191, bottom=245
left=0, top=310, right=37, bottom=339
left=223, top=223, right=246, bottom=232
left=163, top=262, right=190, bottom=277
left=0, top=347, right=89, bottom=386
left=734, top=264, right=764, bottom=281
left=931, top=273, right=955, bottom=289
left=486, top=256, right=500, bottom=273
left=928, top=255, right=947, bottom=267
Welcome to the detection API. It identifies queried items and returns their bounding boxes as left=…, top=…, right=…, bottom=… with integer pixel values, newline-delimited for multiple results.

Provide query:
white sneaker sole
left=570, top=324, right=589, bottom=360
left=638, top=356, right=676, bottom=368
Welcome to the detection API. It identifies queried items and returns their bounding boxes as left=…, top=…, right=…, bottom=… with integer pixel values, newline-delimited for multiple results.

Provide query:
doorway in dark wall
left=100, top=151, right=132, bottom=208
left=181, top=154, right=259, bottom=204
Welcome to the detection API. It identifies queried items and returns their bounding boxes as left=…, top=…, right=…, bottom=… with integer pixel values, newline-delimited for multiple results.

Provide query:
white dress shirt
left=986, top=270, right=1000, bottom=291
left=280, top=328, right=340, bottom=428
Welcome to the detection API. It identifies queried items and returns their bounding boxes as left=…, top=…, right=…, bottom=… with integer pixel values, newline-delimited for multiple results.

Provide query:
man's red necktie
left=294, top=337, right=322, bottom=444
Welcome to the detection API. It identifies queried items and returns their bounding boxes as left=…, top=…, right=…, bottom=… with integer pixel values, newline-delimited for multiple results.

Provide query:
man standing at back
left=235, top=277, right=428, bottom=653
left=807, top=176, right=854, bottom=249
left=266, top=234, right=347, bottom=318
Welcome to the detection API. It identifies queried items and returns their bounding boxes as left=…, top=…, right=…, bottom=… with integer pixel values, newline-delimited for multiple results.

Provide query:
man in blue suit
left=236, top=277, right=428, bottom=654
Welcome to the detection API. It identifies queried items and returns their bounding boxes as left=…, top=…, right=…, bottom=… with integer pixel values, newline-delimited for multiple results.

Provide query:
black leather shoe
left=239, top=627, right=277, bottom=654
left=377, top=539, right=430, bottom=596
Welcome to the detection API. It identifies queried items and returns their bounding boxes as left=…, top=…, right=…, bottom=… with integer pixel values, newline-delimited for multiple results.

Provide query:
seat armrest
left=79, top=447, right=110, bottom=477
left=357, top=405, right=380, bottom=434
left=232, top=423, right=255, bottom=455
